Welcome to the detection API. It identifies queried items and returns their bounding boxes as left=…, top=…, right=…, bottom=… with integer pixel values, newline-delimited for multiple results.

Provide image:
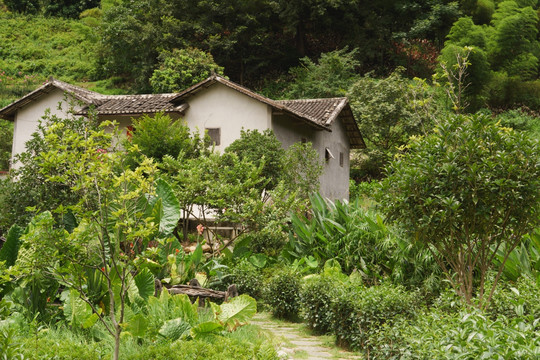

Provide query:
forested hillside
left=1, top=0, right=540, bottom=171
left=2, top=0, right=540, bottom=105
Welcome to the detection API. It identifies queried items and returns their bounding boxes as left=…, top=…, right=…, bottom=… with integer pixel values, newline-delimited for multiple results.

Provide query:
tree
left=378, top=114, right=540, bottom=308
left=43, top=0, right=100, bottom=18
left=0, top=104, right=93, bottom=234
left=348, top=68, right=436, bottom=180
left=225, top=129, right=285, bottom=191
left=489, top=2, right=539, bottom=80
left=280, top=142, right=323, bottom=201
left=4, top=0, right=99, bottom=17
left=284, top=48, right=360, bottom=99
left=439, top=1, right=540, bottom=110
left=127, top=112, right=204, bottom=163
left=161, top=150, right=264, bottom=246
left=35, top=118, right=180, bottom=360
left=3, top=0, right=40, bottom=14
left=150, top=48, right=225, bottom=93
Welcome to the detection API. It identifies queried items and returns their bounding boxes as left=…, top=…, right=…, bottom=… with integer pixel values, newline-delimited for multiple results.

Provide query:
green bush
left=331, top=282, right=417, bottom=351
left=264, top=269, right=301, bottom=320
left=372, top=309, right=540, bottom=359
left=487, top=276, right=540, bottom=321
left=225, top=259, right=264, bottom=299
left=300, top=274, right=343, bottom=334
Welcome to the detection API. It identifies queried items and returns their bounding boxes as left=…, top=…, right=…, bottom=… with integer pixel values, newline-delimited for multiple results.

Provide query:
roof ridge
left=50, top=78, right=105, bottom=101
left=99, top=93, right=177, bottom=99
left=276, top=97, right=347, bottom=103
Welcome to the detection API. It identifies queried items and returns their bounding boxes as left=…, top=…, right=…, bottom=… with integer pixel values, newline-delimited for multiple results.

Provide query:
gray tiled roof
left=81, top=94, right=186, bottom=115
left=277, top=98, right=365, bottom=149
left=0, top=78, right=106, bottom=120
left=276, top=98, right=348, bottom=127
left=0, top=75, right=365, bottom=148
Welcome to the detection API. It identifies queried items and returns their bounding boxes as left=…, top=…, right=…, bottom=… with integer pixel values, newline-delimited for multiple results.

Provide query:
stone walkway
left=252, top=313, right=361, bottom=360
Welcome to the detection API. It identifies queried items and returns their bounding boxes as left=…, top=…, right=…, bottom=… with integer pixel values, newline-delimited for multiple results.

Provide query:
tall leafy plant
left=378, top=114, right=540, bottom=308
left=284, top=193, right=393, bottom=280
left=35, top=119, right=181, bottom=360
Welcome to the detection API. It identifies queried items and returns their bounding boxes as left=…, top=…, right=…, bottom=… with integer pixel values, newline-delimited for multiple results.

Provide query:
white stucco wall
left=9, top=83, right=350, bottom=200
left=182, top=83, right=272, bottom=151
left=272, top=115, right=350, bottom=200
left=11, top=89, right=80, bottom=169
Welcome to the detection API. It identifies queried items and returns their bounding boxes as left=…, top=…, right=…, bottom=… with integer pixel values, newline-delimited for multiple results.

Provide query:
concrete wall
left=11, top=89, right=79, bottom=169
left=272, top=115, right=350, bottom=201
left=182, top=83, right=271, bottom=151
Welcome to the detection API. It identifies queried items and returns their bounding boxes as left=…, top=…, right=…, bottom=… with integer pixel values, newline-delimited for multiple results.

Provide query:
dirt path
left=252, top=313, right=361, bottom=360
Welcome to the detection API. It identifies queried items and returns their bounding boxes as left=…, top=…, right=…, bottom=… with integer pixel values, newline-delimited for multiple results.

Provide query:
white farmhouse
left=0, top=75, right=365, bottom=200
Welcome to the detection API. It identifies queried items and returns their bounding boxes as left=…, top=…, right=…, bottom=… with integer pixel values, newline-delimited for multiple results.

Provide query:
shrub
left=247, top=231, right=287, bottom=258
left=124, top=336, right=278, bottom=360
left=300, top=274, right=343, bottom=334
left=264, top=269, right=301, bottom=320
left=487, top=276, right=540, bottom=321
left=225, top=259, right=264, bottom=299
left=331, top=282, right=417, bottom=351
left=373, top=309, right=540, bottom=359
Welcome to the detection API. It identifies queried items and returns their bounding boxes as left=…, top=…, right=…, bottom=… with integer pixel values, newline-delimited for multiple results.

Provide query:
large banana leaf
left=190, top=321, right=224, bottom=339
left=214, top=294, right=257, bottom=331
left=150, top=179, right=181, bottom=236
left=0, top=224, right=24, bottom=267
left=158, top=317, right=191, bottom=341
left=134, top=268, right=155, bottom=300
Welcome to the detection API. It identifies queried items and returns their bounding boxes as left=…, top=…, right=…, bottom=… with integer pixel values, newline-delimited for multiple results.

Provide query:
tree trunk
left=113, top=329, right=120, bottom=360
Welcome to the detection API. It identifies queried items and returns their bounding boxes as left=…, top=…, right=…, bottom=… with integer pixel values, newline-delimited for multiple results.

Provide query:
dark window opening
left=206, top=128, right=221, bottom=146
left=339, top=152, right=344, bottom=167
left=325, top=147, right=334, bottom=163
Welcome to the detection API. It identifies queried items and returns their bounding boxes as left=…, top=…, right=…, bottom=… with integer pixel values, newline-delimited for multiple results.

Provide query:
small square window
left=301, top=137, right=307, bottom=144
left=206, top=128, right=221, bottom=146
left=339, top=152, right=344, bottom=167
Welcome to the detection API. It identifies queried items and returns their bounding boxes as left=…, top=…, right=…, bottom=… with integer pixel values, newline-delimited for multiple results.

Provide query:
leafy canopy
left=150, top=48, right=225, bottom=93
left=378, top=113, right=540, bottom=307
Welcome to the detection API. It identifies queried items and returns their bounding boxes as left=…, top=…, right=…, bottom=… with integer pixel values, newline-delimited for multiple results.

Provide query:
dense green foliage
left=349, top=69, right=437, bottom=179
left=150, top=48, right=225, bottom=93
left=0, top=120, right=12, bottom=170
left=0, top=13, right=98, bottom=107
left=439, top=0, right=540, bottom=110
left=379, top=113, right=540, bottom=305
left=2, top=2, right=540, bottom=358
left=0, top=106, right=92, bottom=234
left=264, top=269, right=301, bottom=320
left=225, top=129, right=285, bottom=191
